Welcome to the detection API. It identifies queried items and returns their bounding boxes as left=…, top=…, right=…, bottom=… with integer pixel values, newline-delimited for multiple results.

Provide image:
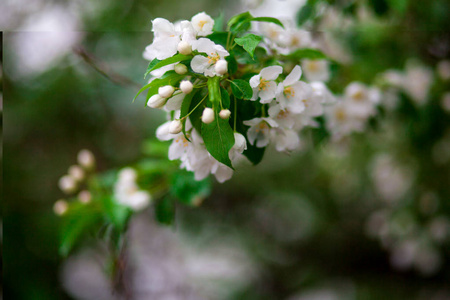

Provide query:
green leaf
left=226, top=55, right=238, bottom=75
left=102, top=196, right=131, bottom=231
left=213, top=12, right=225, bottom=31
left=207, top=32, right=228, bottom=47
left=144, top=54, right=191, bottom=78
left=144, top=58, right=161, bottom=79
left=170, top=170, right=211, bottom=206
left=188, top=91, right=206, bottom=134
left=155, top=196, right=175, bottom=225
left=228, top=11, right=253, bottom=33
left=250, top=17, right=284, bottom=28
left=234, top=34, right=263, bottom=58
left=230, top=79, right=253, bottom=100
left=296, top=3, right=315, bottom=26
left=220, top=87, right=231, bottom=109
left=282, top=48, right=327, bottom=60
left=180, top=89, right=199, bottom=139
left=59, top=204, right=102, bottom=256
left=201, top=113, right=235, bottom=168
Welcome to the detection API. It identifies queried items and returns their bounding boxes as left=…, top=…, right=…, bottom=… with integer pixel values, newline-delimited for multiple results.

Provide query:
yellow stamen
left=207, top=53, right=220, bottom=64
left=284, top=86, right=295, bottom=98
left=198, top=20, right=207, bottom=29
left=352, top=90, right=365, bottom=101
left=259, top=79, right=269, bottom=91
left=335, top=108, right=347, bottom=121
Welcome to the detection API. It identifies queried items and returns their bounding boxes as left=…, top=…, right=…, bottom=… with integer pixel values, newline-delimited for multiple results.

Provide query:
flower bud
left=215, top=59, right=228, bottom=75
left=180, top=80, right=193, bottom=94
left=77, top=149, right=95, bottom=169
left=169, top=120, right=183, bottom=134
left=174, top=63, right=188, bottom=74
left=78, top=190, right=92, bottom=204
left=202, top=107, right=215, bottom=124
left=53, top=200, right=68, bottom=216
left=147, top=94, right=166, bottom=108
left=177, top=41, right=192, bottom=55
left=219, top=109, right=231, bottom=119
left=158, top=85, right=175, bottom=98
left=68, top=165, right=84, bottom=181
left=59, top=175, right=77, bottom=194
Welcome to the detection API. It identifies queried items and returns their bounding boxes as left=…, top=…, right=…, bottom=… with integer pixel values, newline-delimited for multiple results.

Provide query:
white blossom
left=77, top=149, right=95, bottom=169
left=191, top=12, right=214, bottom=36
left=159, top=85, right=175, bottom=98
left=214, top=59, right=228, bottom=75
left=68, top=165, right=84, bottom=181
left=201, top=107, right=215, bottom=124
left=219, top=109, right=231, bottom=119
left=250, top=65, right=283, bottom=103
left=275, top=65, right=312, bottom=112
left=147, top=94, right=167, bottom=108
left=53, top=199, right=68, bottom=216
left=174, top=63, right=188, bottom=74
left=59, top=175, right=77, bottom=194
left=244, top=117, right=278, bottom=147
left=78, top=190, right=91, bottom=204
left=191, top=38, right=229, bottom=77
left=180, top=80, right=193, bottom=94
left=302, top=59, right=330, bottom=82
left=114, top=168, right=151, bottom=211
left=169, top=120, right=183, bottom=134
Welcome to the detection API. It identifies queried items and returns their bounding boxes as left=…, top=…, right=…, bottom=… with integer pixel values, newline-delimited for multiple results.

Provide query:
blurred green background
left=3, top=0, right=450, bottom=299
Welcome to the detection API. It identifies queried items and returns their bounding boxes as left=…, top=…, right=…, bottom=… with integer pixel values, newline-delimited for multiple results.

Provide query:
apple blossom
left=250, top=66, right=283, bottom=103
left=148, top=94, right=167, bottom=108
left=158, top=85, right=175, bottom=98
left=275, top=65, right=312, bottom=112
left=201, top=107, right=215, bottom=124
left=169, top=120, right=183, bottom=134
left=180, top=80, right=193, bottom=94
left=214, top=59, right=228, bottom=75
left=174, top=63, right=188, bottom=74
left=191, top=38, right=229, bottom=77
left=219, top=109, right=231, bottom=119
left=243, top=117, right=278, bottom=148
left=191, top=12, right=214, bottom=36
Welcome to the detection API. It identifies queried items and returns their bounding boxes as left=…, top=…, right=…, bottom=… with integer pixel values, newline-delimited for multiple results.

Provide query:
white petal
left=165, top=93, right=185, bottom=111
left=213, top=163, right=233, bottom=183
left=249, top=75, right=261, bottom=88
left=191, top=55, right=210, bottom=74
left=156, top=121, right=176, bottom=141
left=192, top=38, right=215, bottom=54
left=284, top=65, right=302, bottom=86
left=260, top=65, right=283, bottom=81
left=152, top=18, right=176, bottom=37
left=259, top=81, right=278, bottom=103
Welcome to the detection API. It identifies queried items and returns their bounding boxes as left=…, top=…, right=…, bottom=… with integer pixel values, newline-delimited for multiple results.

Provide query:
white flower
left=302, top=59, right=330, bottom=82
left=201, top=107, right=215, bottom=124
left=257, top=22, right=284, bottom=45
left=310, top=81, right=335, bottom=104
left=268, top=104, right=297, bottom=129
left=277, top=29, right=311, bottom=52
left=344, top=82, right=377, bottom=118
left=191, top=12, right=214, bottom=36
left=164, top=93, right=185, bottom=111
left=403, top=62, right=433, bottom=105
left=144, top=18, right=181, bottom=60
left=59, top=175, right=77, bottom=194
left=53, top=200, right=68, bottom=216
left=275, top=65, right=312, bottom=112
left=147, top=94, right=167, bottom=108
left=114, top=168, right=151, bottom=211
left=219, top=109, right=231, bottom=119
left=270, top=128, right=300, bottom=152
left=250, top=66, right=283, bottom=103
left=325, top=99, right=365, bottom=139
left=169, top=120, right=183, bottom=134
left=180, top=80, right=193, bottom=94
left=191, top=38, right=229, bottom=77
left=211, top=162, right=233, bottom=183
left=243, top=117, right=278, bottom=147
left=174, top=63, right=188, bottom=74
left=158, top=85, right=175, bottom=98
left=77, top=149, right=95, bottom=169
left=68, top=165, right=84, bottom=181
left=232, top=132, right=247, bottom=154
left=214, top=59, right=228, bottom=75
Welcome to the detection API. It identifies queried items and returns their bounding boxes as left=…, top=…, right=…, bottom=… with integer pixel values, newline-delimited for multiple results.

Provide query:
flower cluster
left=114, top=168, right=151, bottom=211
left=139, top=12, right=336, bottom=182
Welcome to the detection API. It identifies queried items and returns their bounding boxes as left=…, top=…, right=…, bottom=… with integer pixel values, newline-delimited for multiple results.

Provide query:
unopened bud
left=68, top=165, right=84, bottom=181
left=219, top=109, right=231, bottom=119
left=78, top=190, right=92, bottom=204
left=202, top=107, right=215, bottom=124
left=169, top=120, right=183, bottom=134
left=177, top=41, right=192, bottom=55
left=147, top=94, right=167, bottom=108
left=77, top=149, right=95, bottom=169
left=158, top=85, right=175, bottom=98
left=174, top=63, right=188, bottom=74
left=215, top=59, right=228, bottom=75
left=53, top=199, right=68, bottom=216
left=180, top=80, right=193, bottom=94
left=59, top=175, right=77, bottom=194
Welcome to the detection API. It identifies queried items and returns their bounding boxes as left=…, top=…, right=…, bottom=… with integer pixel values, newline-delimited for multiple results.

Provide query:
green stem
left=182, top=93, right=208, bottom=119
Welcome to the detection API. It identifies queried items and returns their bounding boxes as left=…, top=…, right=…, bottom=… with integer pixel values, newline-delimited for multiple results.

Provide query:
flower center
left=207, top=53, right=220, bottom=64
left=255, top=122, right=269, bottom=133
left=291, top=36, right=300, bottom=47
left=259, top=79, right=269, bottom=91
left=335, top=108, right=347, bottom=121
left=175, top=137, right=189, bottom=147
left=284, top=86, right=295, bottom=98
left=198, top=20, right=208, bottom=29
left=302, top=99, right=309, bottom=107
left=307, top=61, right=319, bottom=72
left=278, top=109, right=288, bottom=119
left=352, top=90, right=365, bottom=101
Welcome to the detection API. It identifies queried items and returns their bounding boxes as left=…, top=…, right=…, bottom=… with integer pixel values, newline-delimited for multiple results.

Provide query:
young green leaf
left=188, top=90, right=207, bottom=134
left=180, top=89, right=199, bottom=139
left=145, top=54, right=192, bottom=77
left=230, top=79, right=253, bottom=100
left=201, top=110, right=235, bottom=168
left=250, top=17, right=284, bottom=28
left=228, top=11, right=253, bottom=33
left=282, top=48, right=327, bottom=60
left=234, top=34, right=263, bottom=58
left=144, top=58, right=161, bottom=79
